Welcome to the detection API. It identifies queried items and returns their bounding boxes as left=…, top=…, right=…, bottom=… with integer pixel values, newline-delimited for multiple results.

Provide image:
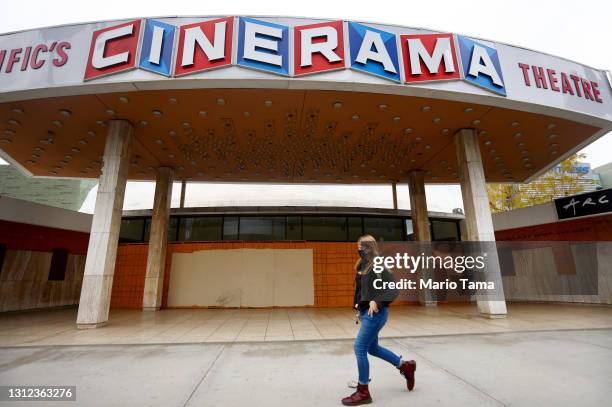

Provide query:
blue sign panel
left=139, top=19, right=176, bottom=76
left=348, top=22, right=400, bottom=82
left=237, top=17, right=289, bottom=76
left=457, top=35, right=506, bottom=95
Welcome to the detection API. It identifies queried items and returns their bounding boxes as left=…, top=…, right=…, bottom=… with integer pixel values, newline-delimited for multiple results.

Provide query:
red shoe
left=341, top=384, right=372, bottom=405
left=398, top=360, right=417, bottom=391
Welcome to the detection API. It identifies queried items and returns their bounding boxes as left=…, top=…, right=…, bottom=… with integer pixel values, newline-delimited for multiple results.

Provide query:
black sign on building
left=554, top=188, right=612, bottom=220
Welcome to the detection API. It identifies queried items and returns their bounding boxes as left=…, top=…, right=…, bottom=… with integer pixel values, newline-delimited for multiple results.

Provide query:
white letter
left=355, top=30, right=396, bottom=73
left=373, top=256, right=384, bottom=273
left=148, top=25, right=165, bottom=65
left=373, top=278, right=382, bottom=289
left=300, top=26, right=342, bottom=67
left=407, top=37, right=455, bottom=75
left=243, top=21, right=283, bottom=66
left=468, top=44, right=503, bottom=86
left=92, top=24, right=134, bottom=69
left=181, top=21, right=227, bottom=67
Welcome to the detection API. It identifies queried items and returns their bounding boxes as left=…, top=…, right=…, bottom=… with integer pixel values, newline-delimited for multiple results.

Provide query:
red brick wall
left=495, top=213, right=612, bottom=241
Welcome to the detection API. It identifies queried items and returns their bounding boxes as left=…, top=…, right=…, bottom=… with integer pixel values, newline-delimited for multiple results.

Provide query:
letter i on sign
left=139, top=19, right=176, bottom=76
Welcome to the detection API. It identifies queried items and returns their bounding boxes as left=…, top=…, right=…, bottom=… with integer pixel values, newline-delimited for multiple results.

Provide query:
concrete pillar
left=408, top=171, right=431, bottom=241
left=143, top=167, right=174, bottom=311
left=408, top=171, right=436, bottom=306
left=455, top=128, right=507, bottom=318
left=391, top=181, right=398, bottom=210
left=76, top=120, right=133, bottom=328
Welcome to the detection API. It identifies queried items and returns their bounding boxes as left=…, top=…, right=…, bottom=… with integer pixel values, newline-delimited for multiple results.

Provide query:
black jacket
left=353, top=260, right=399, bottom=311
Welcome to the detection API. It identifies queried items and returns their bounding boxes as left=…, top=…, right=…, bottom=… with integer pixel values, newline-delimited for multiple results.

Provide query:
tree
left=487, top=153, right=593, bottom=213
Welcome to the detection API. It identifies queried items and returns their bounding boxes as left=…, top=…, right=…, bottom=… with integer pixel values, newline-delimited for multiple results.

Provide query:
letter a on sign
left=348, top=21, right=400, bottom=82
left=400, top=33, right=460, bottom=83
left=456, top=35, right=506, bottom=95
left=294, top=21, right=344, bottom=76
left=174, top=17, right=233, bottom=77
left=84, top=20, right=142, bottom=81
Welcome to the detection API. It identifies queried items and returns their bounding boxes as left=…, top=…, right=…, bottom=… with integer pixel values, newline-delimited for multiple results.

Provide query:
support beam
left=391, top=181, right=398, bottom=210
left=76, top=120, right=132, bottom=328
left=143, top=167, right=174, bottom=311
left=408, top=171, right=431, bottom=241
left=455, top=128, right=507, bottom=318
left=179, top=180, right=186, bottom=208
left=408, top=171, right=436, bottom=306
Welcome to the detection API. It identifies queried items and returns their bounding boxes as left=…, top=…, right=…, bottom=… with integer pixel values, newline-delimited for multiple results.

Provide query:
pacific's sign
left=84, top=17, right=508, bottom=95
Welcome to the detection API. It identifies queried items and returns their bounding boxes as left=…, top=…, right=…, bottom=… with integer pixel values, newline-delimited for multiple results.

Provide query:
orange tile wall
left=110, top=241, right=361, bottom=309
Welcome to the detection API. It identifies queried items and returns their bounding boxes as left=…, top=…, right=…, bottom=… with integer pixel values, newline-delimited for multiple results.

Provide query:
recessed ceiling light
left=7, top=119, right=20, bottom=126
left=549, top=143, right=558, bottom=149
left=181, top=122, right=190, bottom=128
left=378, top=103, right=387, bottom=110
left=547, top=123, right=556, bottom=130
left=548, top=134, right=558, bottom=139
left=26, top=160, right=35, bottom=164
left=152, top=110, right=162, bottom=117
left=410, top=159, right=416, bottom=163
left=264, top=100, right=273, bottom=107
left=34, top=147, right=44, bottom=152
left=31, top=153, right=40, bottom=158
left=517, top=142, right=525, bottom=147
left=484, top=140, right=492, bottom=146
left=513, top=132, right=522, bottom=138
left=479, top=130, right=487, bottom=136
left=421, top=106, right=431, bottom=112
left=403, top=128, right=413, bottom=134
left=472, top=119, right=480, bottom=126
left=393, top=116, right=401, bottom=122
left=139, top=120, right=148, bottom=126
left=168, top=97, right=178, bottom=104
left=106, top=109, right=116, bottom=116
left=118, top=96, right=129, bottom=103
left=524, top=163, right=532, bottom=169
left=64, top=155, right=72, bottom=160
left=87, top=131, right=96, bottom=137
left=59, top=109, right=72, bottom=117
left=0, top=138, right=12, bottom=144
left=243, top=111, right=251, bottom=117
left=168, top=130, right=177, bottom=137
left=78, top=139, right=87, bottom=145
left=522, top=157, right=530, bottom=162
left=333, top=102, right=342, bottom=109
left=4, top=129, right=15, bottom=136
left=96, top=120, right=106, bottom=127
left=441, top=128, right=450, bottom=134
left=71, top=147, right=80, bottom=152
left=352, top=114, right=360, bottom=120
left=511, top=121, right=520, bottom=127
left=432, top=117, right=441, bottom=123
left=216, top=98, right=225, bottom=106
left=52, top=120, right=63, bottom=127
left=11, top=108, right=24, bottom=114
left=49, top=170, right=58, bottom=175
left=463, top=107, right=474, bottom=113
left=415, top=136, right=423, bottom=142
left=40, top=138, right=53, bottom=145
left=425, top=144, right=432, bottom=149
left=155, top=139, right=163, bottom=144
left=85, top=167, right=92, bottom=171
left=168, top=154, right=175, bottom=159
left=550, top=150, right=558, bottom=155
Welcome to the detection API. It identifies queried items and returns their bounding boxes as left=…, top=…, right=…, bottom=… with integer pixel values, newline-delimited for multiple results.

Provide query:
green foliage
left=487, top=154, right=593, bottom=213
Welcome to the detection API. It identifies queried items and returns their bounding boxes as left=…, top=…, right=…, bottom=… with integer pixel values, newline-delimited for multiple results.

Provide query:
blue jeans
left=354, top=306, right=401, bottom=384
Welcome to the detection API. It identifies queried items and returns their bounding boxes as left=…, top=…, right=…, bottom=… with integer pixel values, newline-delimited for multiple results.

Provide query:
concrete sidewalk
left=1, top=329, right=611, bottom=407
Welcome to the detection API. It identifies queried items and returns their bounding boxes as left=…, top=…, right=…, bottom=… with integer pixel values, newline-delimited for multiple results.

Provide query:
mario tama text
left=374, top=277, right=495, bottom=291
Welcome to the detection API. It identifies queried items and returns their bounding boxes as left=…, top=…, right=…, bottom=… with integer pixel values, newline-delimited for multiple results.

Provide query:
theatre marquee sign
left=0, top=16, right=611, bottom=124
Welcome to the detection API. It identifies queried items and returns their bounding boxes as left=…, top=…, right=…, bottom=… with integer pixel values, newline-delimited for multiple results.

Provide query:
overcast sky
left=0, top=0, right=610, bottom=213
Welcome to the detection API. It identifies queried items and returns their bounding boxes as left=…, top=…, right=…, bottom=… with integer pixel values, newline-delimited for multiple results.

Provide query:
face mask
left=358, top=248, right=367, bottom=258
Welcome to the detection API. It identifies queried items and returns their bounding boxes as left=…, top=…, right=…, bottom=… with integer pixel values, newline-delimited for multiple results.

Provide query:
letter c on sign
left=92, top=24, right=134, bottom=69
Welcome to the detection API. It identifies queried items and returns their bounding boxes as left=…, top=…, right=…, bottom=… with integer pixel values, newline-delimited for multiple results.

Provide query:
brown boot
left=341, top=383, right=372, bottom=405
left=398, top=360, right=417, bottom=391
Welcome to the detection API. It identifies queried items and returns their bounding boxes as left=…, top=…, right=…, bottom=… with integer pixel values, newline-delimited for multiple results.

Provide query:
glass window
left=405, top=219, right=414, bottom=241
left=119, top=218, right=145, bottom=243
left=432, top=220, right=460, bottom=241
left=286, top=216, right=302, bottom=240
left=347, top=217, right=363, bottom=242
left=363, top=217, right=404, bottom=241
left=302, top=216, right=347, bottom=241
left=179, top=217, right=223, bottom=241
left=143, top=218, right=151, bottom=242
left=167, top=217, right=179, bottom=242
left=223, top=216, right=239, bottom=240
left=239, top=216, right=286, bottom=240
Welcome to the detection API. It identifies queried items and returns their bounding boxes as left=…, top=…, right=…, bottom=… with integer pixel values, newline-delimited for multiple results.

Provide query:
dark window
left=0, top=244, right=6, bottom=279
left=179, top=217, right=223, bottom=241
left=286, top=216, right=302, bottom=240
left=363, top=217, right=404, bottom=241
left=143, top=218, right=151, bottom=242
left=302, top=216, right=348, bottom=241
left=168, top=217, right=179, bottom=242
left=347, top=217, right=363, bottom=242
left=223, top=216, right=239, bottom=240
left=239, top=216, right=286, bottom=240
left=48, top=249, right=68, bottom=281
left=119, top=219, right=146, bottom=243
left=432, top=220, right=460, bottom=241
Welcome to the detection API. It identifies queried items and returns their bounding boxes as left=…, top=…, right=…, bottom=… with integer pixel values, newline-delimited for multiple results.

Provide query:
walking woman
left=341, top=235, right=417, bottom=406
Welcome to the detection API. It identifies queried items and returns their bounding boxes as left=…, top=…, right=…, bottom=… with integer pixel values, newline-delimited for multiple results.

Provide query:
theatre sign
left=0, top=16, right=611, bottom=126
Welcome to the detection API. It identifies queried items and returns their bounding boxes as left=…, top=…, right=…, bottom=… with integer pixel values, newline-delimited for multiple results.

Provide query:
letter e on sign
left=294, top=20, right=345, bottom=76
left=84, top=20, right=142, bottom=81
left=401, top=33, right=460, bottom=83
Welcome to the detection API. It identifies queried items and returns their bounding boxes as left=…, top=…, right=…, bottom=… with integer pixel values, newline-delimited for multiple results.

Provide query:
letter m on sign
left=401, top=33, right=460, bottom=83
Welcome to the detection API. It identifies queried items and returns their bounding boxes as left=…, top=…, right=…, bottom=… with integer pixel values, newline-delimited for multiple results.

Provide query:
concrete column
left=143, top=167, right=174, bottom=311
left=455, top=128, right=507, bottom=317
left=408, top=171, right=431, bottom=241
left=391, top=182, right=398, bottom=210
left=408, top=171, right=436, bottom=306
left=76, top=120, right=133, bottom=328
